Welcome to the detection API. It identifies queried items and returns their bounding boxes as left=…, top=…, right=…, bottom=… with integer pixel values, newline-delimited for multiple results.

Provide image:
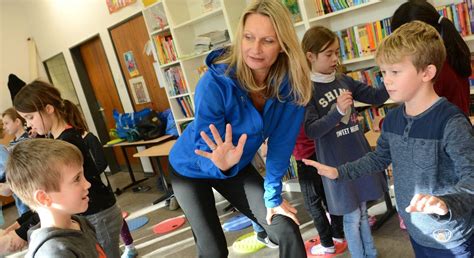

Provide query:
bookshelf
left=142, top=0, right=473, bottom=134
left=142, top=0, right=246, bottom=134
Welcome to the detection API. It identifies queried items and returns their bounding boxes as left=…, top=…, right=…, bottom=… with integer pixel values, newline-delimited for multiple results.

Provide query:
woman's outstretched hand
left=266, top=199, right=300, bottom=225
left=195, top=124, right=247, bottom=171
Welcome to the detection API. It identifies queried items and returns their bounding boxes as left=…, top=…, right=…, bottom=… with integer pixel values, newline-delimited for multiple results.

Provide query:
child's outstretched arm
left=346, top=75, right=389, bottom=105
left=302, top=159, right=339, bottom=179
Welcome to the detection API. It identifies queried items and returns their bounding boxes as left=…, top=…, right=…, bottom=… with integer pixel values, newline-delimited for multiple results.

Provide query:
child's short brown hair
left=376, top=21, right=446, bottom=80
left=6, top=139, right=83, bottom=209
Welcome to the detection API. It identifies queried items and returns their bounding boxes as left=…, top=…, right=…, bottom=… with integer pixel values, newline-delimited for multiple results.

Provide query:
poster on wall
left=129, top=76, right=151, bottom=104
left=106, top=0, right=137, bottom=14
left=123, top=51, right=140, bottom=77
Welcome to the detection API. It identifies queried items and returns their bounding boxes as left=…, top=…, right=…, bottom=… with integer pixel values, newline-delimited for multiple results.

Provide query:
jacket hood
left=204, top=48, right=293, bottom=100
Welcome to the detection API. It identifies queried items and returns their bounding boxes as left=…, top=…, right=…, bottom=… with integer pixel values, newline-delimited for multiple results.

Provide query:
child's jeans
left=409, top=234, right=473, bottom=258
left=344, top=202, right=377, bottom=258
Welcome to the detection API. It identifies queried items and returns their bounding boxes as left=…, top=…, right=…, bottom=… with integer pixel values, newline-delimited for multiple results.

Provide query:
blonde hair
left=6, top=139, right=83, bottom=209
left=376, top=21, right=446, bottom=80
left=217, top=0, right=311, bottom=105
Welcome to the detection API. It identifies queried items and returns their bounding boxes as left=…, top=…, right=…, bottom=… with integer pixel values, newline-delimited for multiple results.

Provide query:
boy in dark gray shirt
left=6, top=139, right=106, bottom=258
left=303, top=21, right=473, bottom=257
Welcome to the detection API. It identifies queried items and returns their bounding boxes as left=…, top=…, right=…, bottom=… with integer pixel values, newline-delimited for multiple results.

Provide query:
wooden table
left=104, top=135, right=174, bottom=194
left=134, top=140, right=176, bottom=205
left=364, top=130, right=396, bottom=230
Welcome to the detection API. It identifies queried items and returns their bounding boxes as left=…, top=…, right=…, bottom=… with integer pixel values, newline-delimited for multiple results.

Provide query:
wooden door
left=109, top=14, right=169, bottom=112
left=78, top=37, right=137, bottom=165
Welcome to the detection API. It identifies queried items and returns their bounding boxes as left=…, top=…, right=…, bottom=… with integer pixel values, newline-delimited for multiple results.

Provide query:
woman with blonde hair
left=168, top=0, right=311, bottom=257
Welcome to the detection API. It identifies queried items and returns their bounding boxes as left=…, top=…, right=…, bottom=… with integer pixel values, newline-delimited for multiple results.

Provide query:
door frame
left=70, top=35, right=121, bottom=173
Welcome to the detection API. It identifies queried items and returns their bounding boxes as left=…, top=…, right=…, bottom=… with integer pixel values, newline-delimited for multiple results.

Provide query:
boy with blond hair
left=303, top=21, right=473, bottom=257
left=6, top=139, right=106, bottom=257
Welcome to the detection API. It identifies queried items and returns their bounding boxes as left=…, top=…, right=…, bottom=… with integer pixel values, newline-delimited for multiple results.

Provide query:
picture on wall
left=106, top=0, right=137, bottom=14
left=123, top=51, right=140, bottom=77
left=129, top=76, right=151, bottom=104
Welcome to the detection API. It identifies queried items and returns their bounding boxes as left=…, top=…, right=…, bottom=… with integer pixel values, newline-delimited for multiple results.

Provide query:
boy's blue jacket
left=169, top=49, right=304, bottom=208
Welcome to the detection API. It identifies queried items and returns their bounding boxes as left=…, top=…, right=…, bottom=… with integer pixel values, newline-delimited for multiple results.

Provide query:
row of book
left=175, top=96, right=194, bottom=118
left=346, top=66, right=383, bottom=88
left=164, top=66, right=187, bottom=96
left=282, top=156, right=298, bottom=181
left=314, top=0, right=372, bottom=17
left=336, top=17, right=392, bottom=61
left=436, top=0, right=473, bottom=37
left=359, top=106, right=390, bottom=132
left=152, top=33, right=178, bottom=65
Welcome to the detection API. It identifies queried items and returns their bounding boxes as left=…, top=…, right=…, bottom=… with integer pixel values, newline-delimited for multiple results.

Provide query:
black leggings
left=297, top=154, right=344, bottom=247
left=170, top=163, right=306, bottom=258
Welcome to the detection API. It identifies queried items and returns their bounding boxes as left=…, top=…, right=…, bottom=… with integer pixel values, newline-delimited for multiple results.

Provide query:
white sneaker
left=256, top=235, right=279, bottom=249
left=310, top=244, right=335, bottom=255
left=332, top=237, right=345, bottom=244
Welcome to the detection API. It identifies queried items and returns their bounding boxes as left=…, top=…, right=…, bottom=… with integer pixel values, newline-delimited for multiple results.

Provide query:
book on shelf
left=337, top=17, right=391, bottom=61
left=436, top=1, right=473, bottom=36
left=314, top=0, right=371, bottom=17
left=176, top=96, right=194, bottom=118
left=164, top=66, right=187, bottom=96
left=346, top=66, right=383, bottom=88
left=179, top=120, right=192, bottom=132
left=152, top=33, right=178, bottom=65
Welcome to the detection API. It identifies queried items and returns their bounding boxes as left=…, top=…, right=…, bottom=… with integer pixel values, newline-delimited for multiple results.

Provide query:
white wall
left=0, top=0, right=152, bottom=170
left=0, top=1, right=35, bottom=111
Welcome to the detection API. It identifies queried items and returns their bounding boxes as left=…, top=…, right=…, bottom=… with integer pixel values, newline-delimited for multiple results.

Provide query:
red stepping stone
left=304, top=236, right=347, bottom=257
left=153, top=216, right=186, bottom=235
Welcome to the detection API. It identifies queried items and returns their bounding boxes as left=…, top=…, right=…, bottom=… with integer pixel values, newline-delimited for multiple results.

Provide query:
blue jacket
left=339, top=98, right=473, bottom=249
left=169, top=49, right=304, bottom=208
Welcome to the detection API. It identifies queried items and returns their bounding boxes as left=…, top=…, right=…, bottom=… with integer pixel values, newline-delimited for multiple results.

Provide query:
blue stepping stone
left=222, top=214, right=252, bottom=232
left=127, top=216, right=149, bottom=232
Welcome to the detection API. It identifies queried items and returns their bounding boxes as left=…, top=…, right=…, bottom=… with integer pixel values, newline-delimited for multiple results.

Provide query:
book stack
left=436, top=0, right=473, bottom=37
left=194, top=30, right=230, bottom=54
left=336, top=17, right=392, bottom=61
left=164, top=66, right=187, bottom=96
left=153, top=32, right=178, bottom=65
left=314, top=0, right=371, bottom=17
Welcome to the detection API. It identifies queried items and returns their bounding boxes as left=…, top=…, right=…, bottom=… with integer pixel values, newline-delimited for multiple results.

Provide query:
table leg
left=151, top=156, right=173, bottom=205
left=115, top=146, right=148, bottom=195
left=372, top=170, right=396, bottom=230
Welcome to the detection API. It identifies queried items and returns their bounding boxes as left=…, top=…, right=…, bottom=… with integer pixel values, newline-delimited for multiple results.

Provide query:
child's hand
left=405, top=194, right=448, bottom=216
left=336, top=91, right=353, bottom=114
left=302, top=159, right=339, bottom=179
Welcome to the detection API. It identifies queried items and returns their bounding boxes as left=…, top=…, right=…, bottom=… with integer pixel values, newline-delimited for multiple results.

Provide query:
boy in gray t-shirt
left=6, top=139, right=106, bottom=257
left=304, top=21, right=473, bottom=257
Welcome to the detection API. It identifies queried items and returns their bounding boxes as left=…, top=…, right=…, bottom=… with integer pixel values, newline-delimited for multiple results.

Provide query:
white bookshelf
left=142, top=0, right=473, bottom=134
left=143, top=0, right=246, bottom=134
